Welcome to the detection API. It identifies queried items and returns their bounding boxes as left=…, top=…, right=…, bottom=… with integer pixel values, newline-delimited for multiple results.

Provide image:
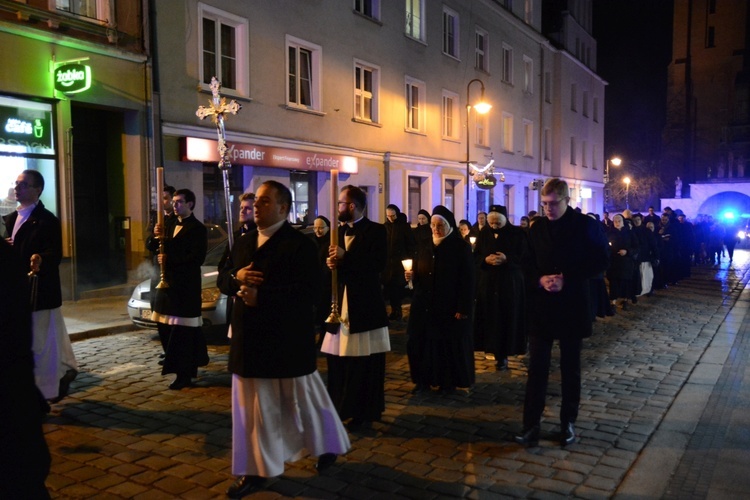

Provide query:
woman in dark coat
left=606, top=214, right=636, bottom=310
left=405, top=206, right=475, bottom=394
left=310, top=216, right=332, bottom=337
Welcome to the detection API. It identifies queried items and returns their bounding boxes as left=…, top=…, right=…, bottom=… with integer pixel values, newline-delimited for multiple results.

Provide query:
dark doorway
left=71, top=105, right=127, bottom=293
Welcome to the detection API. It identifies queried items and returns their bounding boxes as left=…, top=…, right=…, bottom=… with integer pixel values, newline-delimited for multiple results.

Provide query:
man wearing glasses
left=515, top=178, right=609, bottom=447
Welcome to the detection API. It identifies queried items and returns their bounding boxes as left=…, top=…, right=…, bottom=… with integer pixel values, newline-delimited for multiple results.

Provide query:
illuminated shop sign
left=54, top=63, right=92, bottom=94
left=181, top=137, right=358, bottom=173
left=0, top=104, right=53, bottom=152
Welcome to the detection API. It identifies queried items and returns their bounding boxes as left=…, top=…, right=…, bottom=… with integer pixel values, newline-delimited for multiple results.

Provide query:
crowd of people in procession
left=3, top=170, right=745, bottom=498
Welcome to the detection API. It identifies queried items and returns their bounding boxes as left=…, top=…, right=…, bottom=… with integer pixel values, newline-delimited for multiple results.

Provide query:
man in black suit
left=148, top=188, right=209, bottom=390
left=322, top=185, right=390, bottom=431
left=218, top=181, right=349, bottom=498
left=515, top=178, right=609, bottom=447
left=3, top=169, right=78, bottom=403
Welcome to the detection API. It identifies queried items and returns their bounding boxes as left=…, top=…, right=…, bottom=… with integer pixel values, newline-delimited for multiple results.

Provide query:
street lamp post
left=465, top=79, right=491, bottom=220
left=604, top=156, right=621, bottom=210
left=623, top=176, right=631, bottom=210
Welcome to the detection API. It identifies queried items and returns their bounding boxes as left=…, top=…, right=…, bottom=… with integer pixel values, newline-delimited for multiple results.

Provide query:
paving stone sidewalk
left=45, top=254, right=750, bottom=499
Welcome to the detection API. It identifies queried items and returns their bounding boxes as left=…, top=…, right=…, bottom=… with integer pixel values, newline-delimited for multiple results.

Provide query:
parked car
left=127, top=238, right=228, bottom=329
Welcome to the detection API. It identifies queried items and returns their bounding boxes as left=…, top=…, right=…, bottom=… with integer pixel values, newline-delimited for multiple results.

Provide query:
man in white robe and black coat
left=323, top=185, right=391, bottom=431
left=218, top=180, right=350, bottom=498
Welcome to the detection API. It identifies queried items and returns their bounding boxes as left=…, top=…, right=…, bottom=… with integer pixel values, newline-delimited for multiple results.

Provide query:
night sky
left=593, top=0, right=674, bottom=164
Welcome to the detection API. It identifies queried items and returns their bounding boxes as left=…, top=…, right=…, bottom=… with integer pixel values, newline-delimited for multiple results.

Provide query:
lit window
left=199, top=4, right=248, bottom=96
left=56, top=0, right=111, bottom=23
left=354, top=61, right=379, bottom=122
left=405, top=77, right=426, bottom=133
left=443, top=6, right=459, bottom=58
left=502, top=113, right=513, bottom=152
left=406, top=0, right=425, bottom=41
left=287, top=36, right=322, bottom=111
left=523, top=120, right=533, bottom=157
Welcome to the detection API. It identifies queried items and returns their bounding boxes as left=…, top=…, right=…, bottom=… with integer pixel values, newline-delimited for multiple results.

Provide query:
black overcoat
left=218, top=222, right=321, bottom=379
left=525, top=207, right=609, bottom=340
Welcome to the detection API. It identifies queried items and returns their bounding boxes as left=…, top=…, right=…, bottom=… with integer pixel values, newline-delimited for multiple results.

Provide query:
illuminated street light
left=623, top=176, right=631, bottom=210
left=465, top=79, right=492, bottom=219
left=604, top=156, right=622, bottom=209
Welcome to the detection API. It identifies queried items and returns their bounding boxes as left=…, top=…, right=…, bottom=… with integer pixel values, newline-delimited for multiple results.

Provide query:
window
left=408, top=175, right=429, bottom=222
left=199, top=4, right=249, bottom=95
left=442, top=90, right=460, bottom=140
left=444, top=178, right=459, bottom=214
left=523, top=119, right=533, bottom=157
left=502, top=113, right=513, bottom=152
left=406, top=0, right=425, bottom=41
left=502, top=44, right=514, bottom=84
left=582, top=90, right=589, bottom=117
left=354, top=60, right=380, bottom=122
left=523, top=56, right=533, bottom=93
left=592, top=144, right=599, bottom=170
left=287, top=36, right=322, bottom=111
left=475, top=28, right=489, bottom=72
left=442, top=6, right=459, bottom=58
left=524, top=0, right=533, bottom=24
left=582, top=140, right=588, bottom=167
left=570, top=83, right=577, bottom=111
left=56, top=0, right=110, bottom=22
left=405, top=77, right=426, bottom=133
left=544, top=128, right=551, bottom=160
left=570, top=137, right=576, bottom=164
left=706, top=26, right=715, bottom=48
left=475, top=113, right=488, bottom=146
left=544, top=71, right=551, bottom=103
left=593, top=96, right=599, bottom=122
left=354, top=0, right=380, bottom=20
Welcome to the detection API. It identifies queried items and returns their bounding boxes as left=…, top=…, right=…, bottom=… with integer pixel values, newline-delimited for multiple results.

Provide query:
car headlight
left=202, top=286, right=222, bottom=303
left=738, top=230, right=746, bottom=239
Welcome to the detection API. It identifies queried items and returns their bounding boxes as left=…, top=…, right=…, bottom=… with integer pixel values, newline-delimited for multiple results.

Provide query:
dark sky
left=593, top=0, right=674, bottom=164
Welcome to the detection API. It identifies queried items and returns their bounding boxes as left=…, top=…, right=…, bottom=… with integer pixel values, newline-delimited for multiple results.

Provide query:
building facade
left=0, top=0, right=150, bottom=298
left=153, top=0, right=606, bottom=230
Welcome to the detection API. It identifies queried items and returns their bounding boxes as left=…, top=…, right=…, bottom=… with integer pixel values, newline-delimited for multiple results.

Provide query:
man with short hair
left=149, top=188, right=209, bottom=390
left=384, top=204, right=414, bottom=321
left=3, top=170, right=78, bottom=404
left=323, top=185, right=390, bottom=431
left=219, top=181, right=350, bottom=497
left=516, top=178, right=609, bottom=447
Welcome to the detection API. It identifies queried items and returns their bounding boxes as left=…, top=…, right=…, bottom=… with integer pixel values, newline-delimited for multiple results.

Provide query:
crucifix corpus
left=196, top=77, right=242, bottom=249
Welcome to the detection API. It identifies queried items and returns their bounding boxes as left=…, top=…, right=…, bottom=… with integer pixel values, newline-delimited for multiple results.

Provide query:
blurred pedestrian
left=3, top=170, right=78, bottom=404
left=515, top=178, right=609, bottom=447
left=607, top=214, right=636, bottom=310
left=218, top=181, right=350, bottom=497
left=413, top=208, right=432, bottom=246
left=405, top=206, right=475, bottom=394
left=310, top=216, right=332, bottom=336
left=383, top=204, right=414, bottom=321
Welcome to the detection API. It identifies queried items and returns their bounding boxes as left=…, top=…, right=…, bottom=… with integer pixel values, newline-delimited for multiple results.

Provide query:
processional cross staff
left=196, top=77, right=242, bottom=249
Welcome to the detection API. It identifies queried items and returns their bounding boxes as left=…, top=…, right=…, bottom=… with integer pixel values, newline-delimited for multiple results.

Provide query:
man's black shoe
left=561, top=422, right=576, bottom=446
left=315, top=453, right=337, bottom=471
left=514, top=426, right=540, bottom=447
left=226, top=475, right=265, bottom=498
left=168, top=376, right=193, bottom=390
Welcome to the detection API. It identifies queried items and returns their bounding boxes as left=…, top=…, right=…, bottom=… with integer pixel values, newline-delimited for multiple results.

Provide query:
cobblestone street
left=45, top=252, right=750, bottom=499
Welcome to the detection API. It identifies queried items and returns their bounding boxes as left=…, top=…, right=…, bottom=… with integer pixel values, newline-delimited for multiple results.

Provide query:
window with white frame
left=405, top=0, right=425, bottom=41
left=544, top=128, right=551, bottom=160
left=287, top=36, right=322, bottom=111
left=502, top=113, right=513, bottom=152
left=571, top=83, right=577, bottom=111
left=444, top=178, right=459, bottom=214
left=442, top=6, right=459, bottom=58
left=583, top=90, right=589, bottom=117
left=405, top=77, right=426, bottom=133
left=502, top=44, right=513, bottom=84
left=354, top=60, right=379, bottom=122
left=199, top=4, right=249, bottom=95
left=408, top=175, right=429, bottom=222
left=442, top=90, right=460, bottom=140
left=475, top=28, right=489, bottom=72
left=56, top=0, right=111, bottom=22
left=523, top=119, right=533, bottom=157
left=354, top=0, right=380, bottom=20
left=523, top=56, right=533, bottom=93
left=544, top=71, right=551, bottom=103
left=475, top=112, right=488, bottom=146
left=570, top=136, right=577, bottom=164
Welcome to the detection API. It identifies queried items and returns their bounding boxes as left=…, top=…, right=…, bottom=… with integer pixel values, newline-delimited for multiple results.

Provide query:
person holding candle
left=404, top=205, right=475, bottom=394
left=323, top=185, right=390, bottom=431
left=218, top=181, right=350, bottom=497
left=383, top=204, right=414, bottom=321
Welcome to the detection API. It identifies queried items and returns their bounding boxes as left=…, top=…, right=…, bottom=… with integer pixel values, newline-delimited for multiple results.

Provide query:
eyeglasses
left=540, top=198, right=567, bottom=207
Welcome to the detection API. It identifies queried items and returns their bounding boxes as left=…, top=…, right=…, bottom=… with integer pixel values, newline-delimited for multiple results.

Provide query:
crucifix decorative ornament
left=196, top=77, right=242, bottom=248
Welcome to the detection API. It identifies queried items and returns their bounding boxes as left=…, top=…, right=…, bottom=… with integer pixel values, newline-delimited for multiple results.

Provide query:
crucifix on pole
left=196, top=77, right=242, bottom=249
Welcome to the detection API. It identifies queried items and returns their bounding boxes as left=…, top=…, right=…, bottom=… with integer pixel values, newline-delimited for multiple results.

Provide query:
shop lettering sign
left=54, top=63, right=92, bottom=94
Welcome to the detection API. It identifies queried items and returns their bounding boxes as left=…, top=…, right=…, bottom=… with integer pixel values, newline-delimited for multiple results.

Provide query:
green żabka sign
left=54, top=63, right=92, bottom=94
